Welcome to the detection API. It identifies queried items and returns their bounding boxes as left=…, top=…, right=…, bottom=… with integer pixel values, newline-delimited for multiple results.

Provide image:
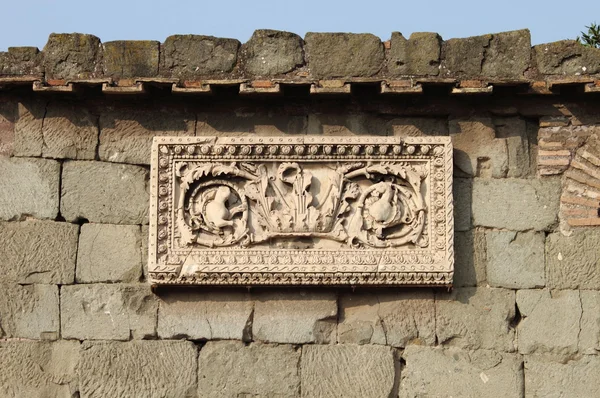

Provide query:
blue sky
left=1, top=0, right=598, bottom=51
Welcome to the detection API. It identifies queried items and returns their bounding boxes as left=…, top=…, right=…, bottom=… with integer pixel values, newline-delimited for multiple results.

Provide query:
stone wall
left=1, top=31, right=600, bottom=398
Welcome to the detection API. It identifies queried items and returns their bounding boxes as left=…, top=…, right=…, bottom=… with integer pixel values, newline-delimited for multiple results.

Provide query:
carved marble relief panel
left=149, top=136, right=454, bottom=286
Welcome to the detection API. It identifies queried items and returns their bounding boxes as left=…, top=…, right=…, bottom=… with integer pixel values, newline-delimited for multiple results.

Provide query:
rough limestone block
left=0, top=157, right=60, bottom=220
left=516, top=289, right=581, bottom=355
left=301, top=345, right=395, bottom=398
left=338, top=290, right=435, bottom=347
left=580, top=291, right=600, bottom=353
left=157, top=290, right=253, bottom=340
left=450, top=117, right=508, bottom=178
left=98, top=107, right=195, bottom=165
left=535, top=40, right=600, bottom=75
left=242, top=29, right=304, bottom=76
left=0, top=220, right=77, bottom=284
left=453, top=177, right=472, bottom=231
left=388, top=32, right=441, bottom=76
left=196, top=111, right=308, bottom=136
left=43, top=33, right=102, bottom=79
left=453, top=230, right=487, bottom=287
left=253, top=291, right=337, bottom=344
left=547, top=229, right=600, bottom=289
left=79, top=341, right=197, bottom=398
left=14, top=101, right=44, bottom=156
left=0, top=284, right=59, bottom=339
left=482, top=29, right=531, bottom=78
left=472, top=178, right=561, bottom=231
left=61, top=161, right=148, bottom=224
left=389, top=117, right=448, bottom=137
left=494, top=117, right=532, bottom=178
left=61, top=284, right=158, bottom=340
left=0, top=46, right=41, bottom=76
left=198, top=341, right=300, bottom=397
left=0, top=103, right=15, bottom=156
left=305, top=32, right=384, bottom=78
left=443, top=34, right=492, bottom=77
left=103, top=40, right=159, bottom=78
left=0, top=341, right=80, bottom=398
left=76, top=223, right=142, bottom=283
left=307, top=113, right=388, bottom=136
left=400, top=346, right=523, bottom=398
left=486, top=231, right=545, bottom=289
left=525, top=355, right=600, bottom=397
left=436, top=287, right=515, bottom=352
left=161, top=34, right=240, bottom=78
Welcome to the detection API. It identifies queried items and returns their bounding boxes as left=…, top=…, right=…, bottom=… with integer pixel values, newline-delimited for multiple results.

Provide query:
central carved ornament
left=149, top=136, right=454, bottom=286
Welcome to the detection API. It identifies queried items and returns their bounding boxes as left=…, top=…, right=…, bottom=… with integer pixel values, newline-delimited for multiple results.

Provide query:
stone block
left=242, top=29, right=304, bottom=76
left=472, top=178, right=561, bottom=231
left=580, top=291, right=600, bottom=353
left=103, top=40, right=159, bottom=78
left=61, top=284, right=158, bottom=340
left=0, top=157, right=60, bottom=220
left=453, top=177, right=472, bottom=231
left=42, top=33, right=102, bottom=79
left=389, top=117, right=448, bottom=137
left=547, top=229, right=600, bottom=289
left=14, top=101, right=44, bottom=156
left=388, top=32, right=441, bottom=76
left=400, top=346, right=523, bottom=398
left=0, top=341, right=80, bottom=397
left=482, top=29, right=531, bottom=78
left=198, top=341, right=300, bottom=397
left=161, top=34, right=240, bottom=78
left=76, top=223, right=142, bottom=283
left=486, top=231, right=545, bottom=289
left=253, top=291, right=337, bottom=344
left=301, top=344, right=395, bottom=398
left=453, top=230, right=487, bottom=287
left=0, top=284, right=59, bottom=339
left=307, top=113, right=388, bottom=136
left=516, top=289, right=581, bottom=355
left=79, top=341, right=197, bottom=398
left=197, top=111, right=307, bottom=136
left=0, top=46, right=41, bottom=76
left=525, top=355, right=600, bottom=397
left=0, top=220, right=77, bottom=284
left=0, top=103, right=15, bottom=156
left=98, top=107, right=195, bottom=165
left=443, top=34, right=492, bottom=77
left=338, top=290, right=435, bottom=347
left=535, top=40, right=600, bottom=75
left=495, top=116, right=532, bottom=177
left=157, top=289, right=253, bottom=340
left=61, top=161, right=148, bottom=224
left=305, top=32, right=384, bottom=78
left=436, top=287, right=515, bottom=352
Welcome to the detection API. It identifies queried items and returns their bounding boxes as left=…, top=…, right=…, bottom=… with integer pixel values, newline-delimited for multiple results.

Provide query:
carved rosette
left=149, top=136, right=454, bottom=286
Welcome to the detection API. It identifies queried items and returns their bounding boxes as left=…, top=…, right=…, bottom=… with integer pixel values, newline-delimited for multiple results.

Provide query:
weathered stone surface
left=450, top=117, right=508, bottom=178
left=388, top=32, right=441, bottom=76
left=103, top=40, right=159, bottom=78
left=76, top=223, right=142, bottom=283
left=307, top=113, right=388, bottom=136
left=472, top=178, right=561, bottom=231
left=161, top=34, right=240, bottom=78
left=99, top=107, right=195, bottom=164
left=14, top=101, right=44, bottom=156
left=242, top=29, right=304, bottom=76
left=525, top=355, right=600, bottom=397
left=79, top=341, right=197, bottom=398
left=443, top=34, right=492, bottom=77
left=453, top=230, right=487, bottom=287
left=157, top=290, right=253, bottom=340
left=198, top=341, right=300, bottom=397
left=400, top=346, right=523, bottom=398
left=0, top=157, right=60, bottom=220
left=141, top=224, right=149, bottom=280
left=0, top=46, right=41, bottom=76
left=535, top=40, right=600, bottom=75
left=0, top=341, right=80, bottom=397
left=0, top=220, right=77, bottom=284
left=517, top=289, right=581, bottom=355
left=305, top=32, right=384, bottom=78
left=486, top=231, right=545, bottom=289
left=0, top=103, right=15, bottom=156
left=389, top=117, right=448, bottom=137
left=43, top=33, right=102, bottom=79
left=580, top=291, right=600, bottom=353
left=61, top=284, right=158, bottom=340
left=0, top=284, right=59, bottom=339
left=61, top=161, right=148, bottom=224
left=547, top=229, right=600, bottom=289
left=197, top=112, right=307, bottom=136
left=301, top=344, right=395, bottom=398
left=453, top=177, right=472, bottom=231
left=338, top=290, right=435, bottom=347
left=436, top=287, right=515, bottom=352
left=494, top=116, right=532, bottom=178
left=253, top=291, right=336, bottom=344
left=482, top=29, right=531, bottom=78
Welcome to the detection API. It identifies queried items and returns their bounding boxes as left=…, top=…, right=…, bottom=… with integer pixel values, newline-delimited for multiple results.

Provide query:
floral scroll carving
left=149, top=136, right=454, bottom=286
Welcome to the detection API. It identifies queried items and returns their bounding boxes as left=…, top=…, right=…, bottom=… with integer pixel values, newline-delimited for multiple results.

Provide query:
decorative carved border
left=149, top=136, right=454, bottom=286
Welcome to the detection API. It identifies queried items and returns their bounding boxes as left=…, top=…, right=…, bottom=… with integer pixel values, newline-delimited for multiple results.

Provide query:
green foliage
left=577, top=22, right=600, bottom=48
